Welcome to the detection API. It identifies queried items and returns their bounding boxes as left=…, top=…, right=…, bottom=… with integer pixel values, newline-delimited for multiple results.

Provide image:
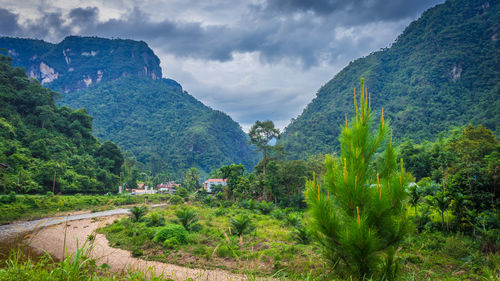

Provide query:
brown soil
left=28, top=216, right=254, bottom=281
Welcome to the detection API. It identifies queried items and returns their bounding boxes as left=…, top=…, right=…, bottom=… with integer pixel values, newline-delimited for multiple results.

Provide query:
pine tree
left=305, top=78, right=411, bottom=279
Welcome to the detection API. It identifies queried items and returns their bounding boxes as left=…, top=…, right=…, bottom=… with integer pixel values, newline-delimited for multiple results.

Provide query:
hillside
left=0, top=54, right=123, bottom=194
left=0, top=36, right=258, bottom=176
left=61, top=76, right=257, bottom=176
left=281, top=0, right=500, bottom=159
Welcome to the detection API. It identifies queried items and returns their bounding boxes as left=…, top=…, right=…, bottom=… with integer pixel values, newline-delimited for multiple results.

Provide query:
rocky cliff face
left=0, top=36, right=162, bottom=92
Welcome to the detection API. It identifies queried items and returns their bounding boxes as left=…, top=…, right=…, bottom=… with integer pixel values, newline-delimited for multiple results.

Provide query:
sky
left=0, top=0, right=444, bottom=131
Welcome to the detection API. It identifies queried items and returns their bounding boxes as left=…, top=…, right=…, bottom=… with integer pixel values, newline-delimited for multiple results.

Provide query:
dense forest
left=281, top=0, right=500, bottom=159
left=61, top=76, right=258, bottom=177
left=0, top=36, right=258, bottom=177
left=0, top=54, right=123, bottom=194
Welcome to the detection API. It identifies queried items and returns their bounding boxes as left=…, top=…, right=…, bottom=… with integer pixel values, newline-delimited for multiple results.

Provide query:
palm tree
left=130, top=205, right=148, bottom=222
left=175, top=207, right=199, bottom=231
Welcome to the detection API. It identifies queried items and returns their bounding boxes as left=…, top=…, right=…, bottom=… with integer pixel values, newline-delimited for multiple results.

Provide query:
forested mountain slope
left=0, top=36, right=258, bottom=176
left=61, top=77, right=257, bottom=176
left=0, top=54, right=123, bottom=194
left=281, top=0, right=500, bottom=159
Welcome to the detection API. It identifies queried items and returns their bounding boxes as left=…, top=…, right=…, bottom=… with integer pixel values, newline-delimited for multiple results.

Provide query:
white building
left=203, top=179, right=227, bottom=193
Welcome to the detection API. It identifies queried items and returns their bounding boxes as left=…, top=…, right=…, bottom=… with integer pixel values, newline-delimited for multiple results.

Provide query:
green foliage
left=256, top=200, right=274, bottom=214
left=305, top=79, right=410, bottom=279
left=130, top=205, right=148, bottom=222
left=153, top=224, right=188, bottom=245
left=175, top=207, right=201, bottom=232
left=145, top=212, right=165, bottom=227
left=0, top=54, right=122, bottom=194
left=282, top=0, right=500, bottom=159
left=60, top=76, right=257, bottom=178
left=169, top=195, right=183, bottom=205
left=249, top=120, right=283, bottom=172
left=183, top=168, right=201, bottom=191
left=229, top=214, right=254, bottom=236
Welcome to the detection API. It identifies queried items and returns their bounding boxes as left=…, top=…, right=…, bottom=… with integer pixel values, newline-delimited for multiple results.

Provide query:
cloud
left=0, top=8, right=21, bottom=35
left=0, top=0, right=444, bottom=130
left=0, top=0, right=443, bottom=68
left=262, top=0, right=442, bottom=21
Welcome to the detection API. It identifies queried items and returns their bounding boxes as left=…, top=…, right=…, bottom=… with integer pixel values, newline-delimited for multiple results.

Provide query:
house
left=203, top=179, right=227, bottom=193
left=156, top=181, right=180, bottom=194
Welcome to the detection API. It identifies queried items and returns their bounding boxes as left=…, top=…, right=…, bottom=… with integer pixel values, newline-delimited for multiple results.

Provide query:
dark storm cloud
left=0, top=0, right=443, bottom=68
left=263, top=0, right=441, bottom=20
left=0, top=8, right=21, bottom=35
left=68, top=7, right=99, bottom=25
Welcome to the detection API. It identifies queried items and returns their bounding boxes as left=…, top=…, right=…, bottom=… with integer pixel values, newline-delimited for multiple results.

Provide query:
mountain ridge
left=281, top=0, right=500, bottom=159
left=1, top=36, right=258, bottom=177
left=0, top=36, right=162, bottom=92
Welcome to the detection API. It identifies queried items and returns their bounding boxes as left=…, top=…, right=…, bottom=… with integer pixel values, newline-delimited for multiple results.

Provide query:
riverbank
left=27, top=216, right=248, bottom=281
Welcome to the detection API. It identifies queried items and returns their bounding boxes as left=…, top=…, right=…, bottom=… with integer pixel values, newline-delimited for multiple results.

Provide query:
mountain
left=61, top=76, right=257, bottom=176
left=0, top=36, right=258, bottom=176
left=0, top=54, right=123, bottom=194
left=0, top=36, right=161, bottom=92
left=281, top=0, right=500, bottom=159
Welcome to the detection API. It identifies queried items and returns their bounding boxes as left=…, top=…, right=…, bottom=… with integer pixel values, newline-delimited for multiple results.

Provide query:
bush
left=229, top=214, right=254, bottom=236
left=153, top=224, right=188, bottom=245
left=129, top=205, right=148, bottom=222
left=256, top=200, right=273, bottom=214
left=170, top=195, right=183, bottom=205
left=145, top=212, right=165, bottom=227
left=175, top=207, right=201, bottom=231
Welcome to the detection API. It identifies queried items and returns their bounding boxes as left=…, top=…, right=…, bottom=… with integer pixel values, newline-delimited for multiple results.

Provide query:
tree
left=428, top=190, right=450, bottom=230
left=446, top=125, right=499, bottom=211
left=175, top=207, right=200, bottom=231
left=130, top=205, right=148, bottom=222
left=249, top=120, right=282, bottom=175
left=184, top=167, right=201, bottom=191
left=305, top=79, right=410, bottom=279
left=96, top=141, right=124, bottom=175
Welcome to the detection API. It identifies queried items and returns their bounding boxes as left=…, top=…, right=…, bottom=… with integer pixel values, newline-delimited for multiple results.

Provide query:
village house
left=156, top=181, right=180, bottom=194
left=203, top=178, right=227, bottom=193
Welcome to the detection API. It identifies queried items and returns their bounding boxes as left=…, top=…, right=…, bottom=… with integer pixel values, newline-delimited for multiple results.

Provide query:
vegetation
left=0, top=36, right=162, bottom=92
left=0, top=1, right=498, bottom=280
left=306, top=79, right=410, bottom=279
left=281, top=0, right=500, bottom=159
left=61, top=76, right=258, bottom=178
left=0, top=54, right=123, bottom=195
left=97, top=202, right=498, bottom=280
left=130, top=205, right=148, bottom=222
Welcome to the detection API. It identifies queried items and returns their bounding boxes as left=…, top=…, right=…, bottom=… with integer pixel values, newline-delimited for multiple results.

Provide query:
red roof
left=205, top=179, right=227, bottom=182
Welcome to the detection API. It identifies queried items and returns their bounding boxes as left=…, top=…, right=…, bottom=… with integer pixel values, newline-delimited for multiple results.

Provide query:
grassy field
left=98, top=203, right=499, bottom=280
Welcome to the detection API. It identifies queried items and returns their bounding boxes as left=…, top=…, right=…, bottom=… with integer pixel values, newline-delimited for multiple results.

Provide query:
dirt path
left=28, top=216, right=252, bottom=281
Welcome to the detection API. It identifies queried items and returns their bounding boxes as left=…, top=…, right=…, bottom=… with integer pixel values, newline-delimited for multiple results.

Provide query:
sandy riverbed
left=28, top=215, right=250, bottom=281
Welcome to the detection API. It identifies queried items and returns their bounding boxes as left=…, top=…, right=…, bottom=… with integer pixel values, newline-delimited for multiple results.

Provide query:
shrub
left=229, top=214, right=254, bottom=236
left=130, top=205, right=148, bottom=222
left=175, top=207, right=201, bottom=231
left=153, top=224, right=188, bottom=245
left=256, top=200, right=273, bottom=214
left=170, top=195, right=183, bottom=205
left=270, top=209, right=286, bottom=220
left=145, top=212, right=165, bottom=227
